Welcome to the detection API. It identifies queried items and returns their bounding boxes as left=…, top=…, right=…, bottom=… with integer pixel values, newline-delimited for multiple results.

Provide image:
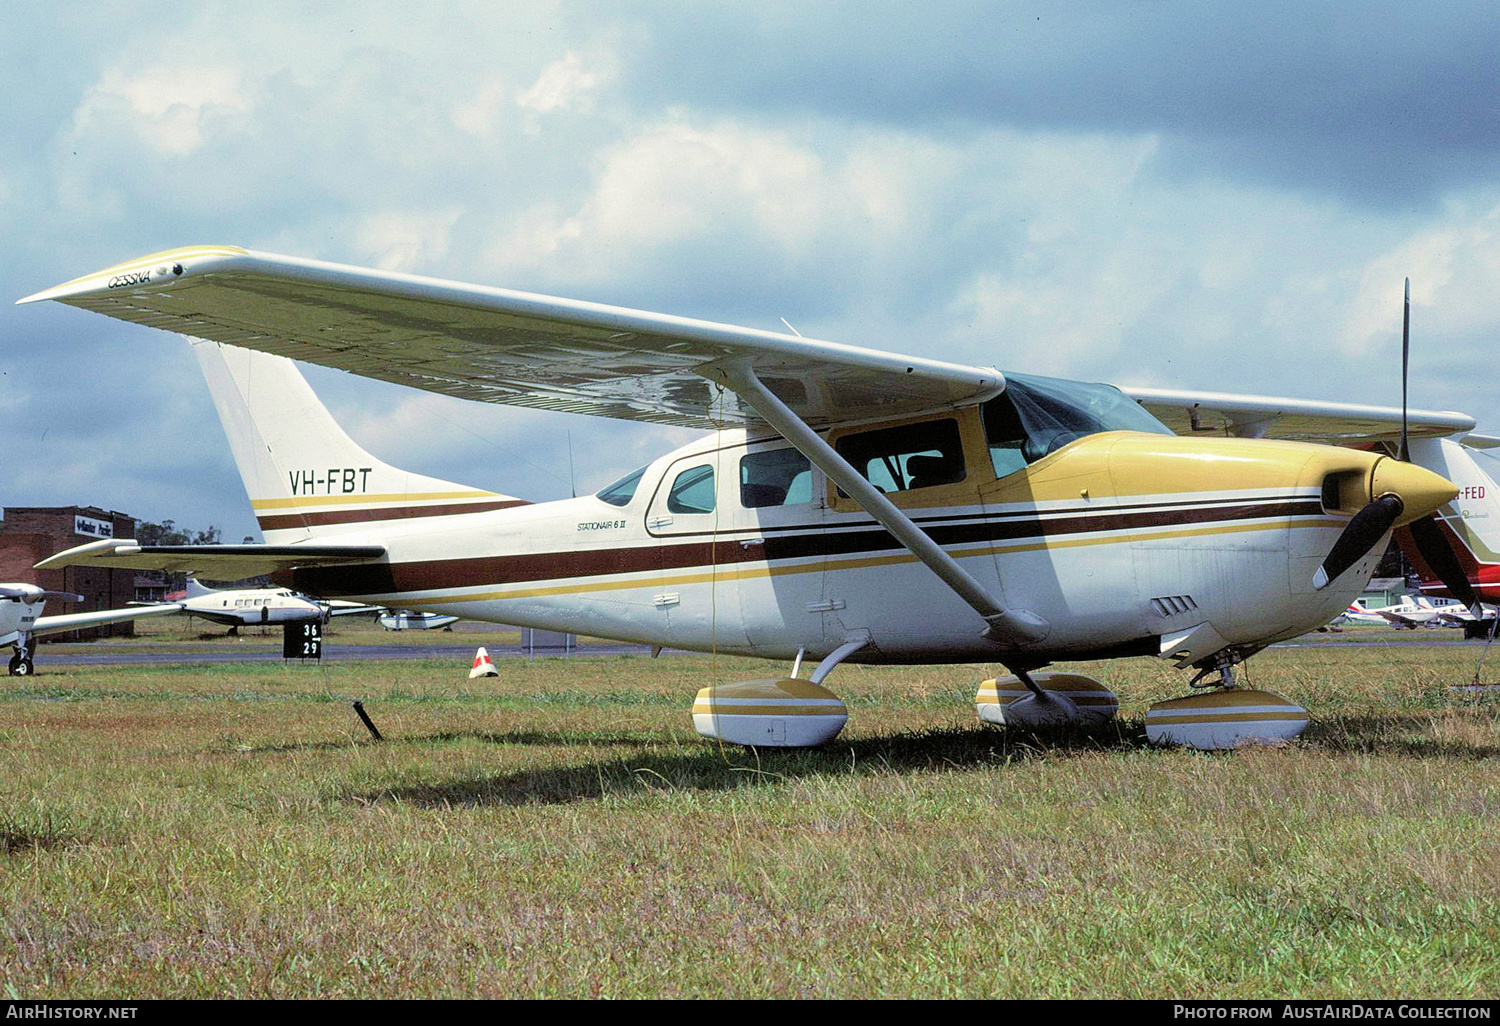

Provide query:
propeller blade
left=1314, top=493, right=1405, bottom=590
left=1400, top=277, right=1410, bottom=463
left=35, top=591, right=87, bottom=604
left=1407, top=515, right=1482, bottom=614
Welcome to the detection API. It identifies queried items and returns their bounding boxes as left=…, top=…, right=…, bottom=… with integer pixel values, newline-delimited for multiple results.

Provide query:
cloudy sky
left=3, top=2, right=1498, bottom=543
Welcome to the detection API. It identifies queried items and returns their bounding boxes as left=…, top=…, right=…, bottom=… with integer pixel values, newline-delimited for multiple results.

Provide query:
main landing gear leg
left=974, top=665, right=1120, bottom=728
left=993, top=665, right=1081, bottom=727
left=691, top=639, right=867, bottom=748
left=1188, top=651, right=1239, bottom=690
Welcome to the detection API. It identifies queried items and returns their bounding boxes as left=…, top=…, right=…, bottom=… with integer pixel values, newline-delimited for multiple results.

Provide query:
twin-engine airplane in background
left=170, top=578, right=382, bottom=632
left=18, top=247, right=1490, bottom=747
left=2, top=584, right=181, bottom=676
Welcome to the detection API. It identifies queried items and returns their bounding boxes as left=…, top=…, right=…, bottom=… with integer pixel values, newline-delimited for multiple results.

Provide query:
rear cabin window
left=667, top=464, right=716, bottom=514
left=833, top=418, right=965, bottom=495
left=596, top=466, right=646, bottom=507
left=740, top=448, right=813, bottom=508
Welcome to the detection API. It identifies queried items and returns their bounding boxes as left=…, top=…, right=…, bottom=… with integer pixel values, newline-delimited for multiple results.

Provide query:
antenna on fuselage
left=567, top=430, right=576, bottom=499
left=779, top=318, right=803, bottom=337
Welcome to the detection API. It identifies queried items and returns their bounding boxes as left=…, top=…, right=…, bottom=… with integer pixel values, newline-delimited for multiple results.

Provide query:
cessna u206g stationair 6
left=19, top=247, right=1476, bottom=746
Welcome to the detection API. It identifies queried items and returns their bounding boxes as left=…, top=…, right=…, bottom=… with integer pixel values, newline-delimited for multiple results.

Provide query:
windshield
left=983, top=372, right=1170, bottom=477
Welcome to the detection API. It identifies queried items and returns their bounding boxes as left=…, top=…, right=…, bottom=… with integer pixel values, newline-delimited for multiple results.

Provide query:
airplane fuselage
left=276, top=428, right=1398, bottom=667
left=0, top=593, right=44, bottom=649
left=180, top=588, right=326, bottom=627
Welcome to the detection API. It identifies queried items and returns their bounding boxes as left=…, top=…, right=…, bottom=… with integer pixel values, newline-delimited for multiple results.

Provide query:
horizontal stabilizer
left=37, top=538, right=386, bottom=580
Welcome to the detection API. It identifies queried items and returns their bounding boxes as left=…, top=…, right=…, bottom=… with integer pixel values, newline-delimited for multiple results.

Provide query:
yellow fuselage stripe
left=251, top=490, right=500, bottom=510
left=692, top=704, right=847, bottom=716
left=1148, top=711, right=1308, bottom=725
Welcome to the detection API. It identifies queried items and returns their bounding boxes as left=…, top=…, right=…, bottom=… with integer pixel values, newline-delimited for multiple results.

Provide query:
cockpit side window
left=982, top=373, right=1171, bottom=478
left=984, top=393, right=1031, bottom=479
left=833, top=418, right=965, bottom=495
left=667, top=464, right=716, bottom=514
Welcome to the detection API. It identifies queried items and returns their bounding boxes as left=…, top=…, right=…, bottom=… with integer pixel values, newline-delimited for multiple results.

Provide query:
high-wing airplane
left=2, top=583, right=182, bottom=675
left=1337, top=596, right=1423, bottom=627
left=18, top=247, right=1481, bottom=746
left=1392, top=438, right=1500, bottom=606
left=1344, top=594, right=1450, bottom=629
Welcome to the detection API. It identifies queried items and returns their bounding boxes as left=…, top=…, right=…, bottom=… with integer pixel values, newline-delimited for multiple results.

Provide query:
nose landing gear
left=8, top=638, right=36, bottom=676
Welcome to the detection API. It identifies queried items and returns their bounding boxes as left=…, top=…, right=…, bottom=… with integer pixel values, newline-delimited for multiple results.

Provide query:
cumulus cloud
left=516, top=52, right=604, bottom=114
left=1340, top=202, right=1500, bottom=355
left=354, top=207, right=465, bottom=272
left=3, top=3, right=1499, bottom=541
left=452, top=76, right=508, bottom=139
left=71, top=64, right=254, bottom=156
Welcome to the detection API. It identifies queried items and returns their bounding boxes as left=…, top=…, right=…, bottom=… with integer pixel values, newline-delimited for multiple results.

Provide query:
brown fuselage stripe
left=257, top=499, right=530, bottom=530
left=286, top=498, right=1325, bottom=597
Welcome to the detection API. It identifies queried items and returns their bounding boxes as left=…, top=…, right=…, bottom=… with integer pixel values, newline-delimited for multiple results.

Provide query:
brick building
left=0, top=506, right=139, bottom=639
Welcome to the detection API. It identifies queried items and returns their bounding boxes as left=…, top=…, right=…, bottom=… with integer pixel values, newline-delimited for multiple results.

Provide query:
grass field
left=2, top=635, right=1498, bottom=998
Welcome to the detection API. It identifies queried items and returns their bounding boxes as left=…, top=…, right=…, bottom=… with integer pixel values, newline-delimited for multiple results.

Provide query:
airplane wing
left=1122, top=387, right=1475, bottom=447
left=17, top=246, right=1002, bottom=429
left=36, top=538, right=388, bottom=580
left=323, top=601, right=386, bottom=617
left=23, top=603, right=184, bottom=641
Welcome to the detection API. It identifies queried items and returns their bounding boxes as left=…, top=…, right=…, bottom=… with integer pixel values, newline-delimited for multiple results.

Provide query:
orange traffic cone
left=469, top=646, right=499, bottom=678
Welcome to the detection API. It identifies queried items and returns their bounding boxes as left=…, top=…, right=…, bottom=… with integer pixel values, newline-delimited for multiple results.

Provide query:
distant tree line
left=134, top=521, right=269, bottom=589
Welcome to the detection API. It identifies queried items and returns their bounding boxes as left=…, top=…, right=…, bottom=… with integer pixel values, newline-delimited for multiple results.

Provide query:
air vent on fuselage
left=1321, top=470, right=1367, bottom=515
left=1150, top=595, right=1199, bottom=618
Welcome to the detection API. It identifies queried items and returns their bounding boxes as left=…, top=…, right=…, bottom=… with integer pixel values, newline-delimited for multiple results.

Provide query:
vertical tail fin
left=1402, top=437, right=1500, bottom=600
left=191, top=340, right=525, bottom=542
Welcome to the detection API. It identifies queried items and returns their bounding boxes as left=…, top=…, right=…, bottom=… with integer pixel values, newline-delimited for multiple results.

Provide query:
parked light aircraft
left=1338, top=598, right=1418, bottom=627
left=17, top=247, right=1486, bottom=743
left=1339, top=594, right=1448, bottom=629
left=1394, top=437, right=1500, bottom=608
left=174, top=577, right=329, bottom=628
left=377, top=611, right=460, bottom=631
left=2, top=583, right=181, bottom=675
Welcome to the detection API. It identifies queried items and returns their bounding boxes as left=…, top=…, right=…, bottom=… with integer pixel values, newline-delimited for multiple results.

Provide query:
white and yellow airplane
left=17, top=247, right=1483, bottom=745
left=2, top=583, right=182, bottom=676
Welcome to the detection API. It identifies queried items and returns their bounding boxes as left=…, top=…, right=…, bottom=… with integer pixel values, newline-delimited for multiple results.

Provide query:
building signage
left=74, top=515, right=114, bottom=539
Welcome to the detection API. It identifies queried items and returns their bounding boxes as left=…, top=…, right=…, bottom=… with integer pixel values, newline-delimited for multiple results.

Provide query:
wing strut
left=707, top=363, right=1049, bottom=648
